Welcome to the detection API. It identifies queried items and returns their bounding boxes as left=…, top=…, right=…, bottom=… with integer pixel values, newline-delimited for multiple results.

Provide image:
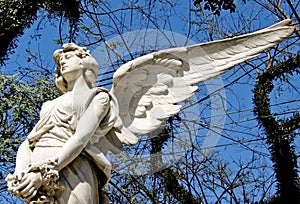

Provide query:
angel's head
left=53, top=43, right=98, bottom=94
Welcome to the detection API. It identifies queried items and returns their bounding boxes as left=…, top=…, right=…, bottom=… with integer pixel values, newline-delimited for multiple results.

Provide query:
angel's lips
left=61, top=66, right=68, bottom=71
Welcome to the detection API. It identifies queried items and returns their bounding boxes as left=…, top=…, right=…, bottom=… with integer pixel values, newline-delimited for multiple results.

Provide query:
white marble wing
left=109, top=19, right=294, bottom=145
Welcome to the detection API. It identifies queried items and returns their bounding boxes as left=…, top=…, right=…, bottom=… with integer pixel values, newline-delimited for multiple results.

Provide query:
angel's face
left=59, top=51, right=83, bottom=81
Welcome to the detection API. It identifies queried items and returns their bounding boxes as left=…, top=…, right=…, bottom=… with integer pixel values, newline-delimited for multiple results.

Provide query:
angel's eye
left=65, top=54, right=73, bottom=59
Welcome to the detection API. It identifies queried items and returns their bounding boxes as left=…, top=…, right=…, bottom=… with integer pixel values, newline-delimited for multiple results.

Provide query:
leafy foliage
left=0, top=0, right=39, bottom=64
left=193, top=0, right=245, bottom=15
left=0, top=0, right=80, bottom=65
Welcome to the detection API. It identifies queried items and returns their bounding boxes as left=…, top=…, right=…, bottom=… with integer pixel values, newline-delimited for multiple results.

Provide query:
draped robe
left=27, top=87, right=119, bottom=203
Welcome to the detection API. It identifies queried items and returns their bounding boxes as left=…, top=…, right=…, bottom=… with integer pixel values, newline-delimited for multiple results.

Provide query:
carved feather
left=110, top=19, right=295, bottom=145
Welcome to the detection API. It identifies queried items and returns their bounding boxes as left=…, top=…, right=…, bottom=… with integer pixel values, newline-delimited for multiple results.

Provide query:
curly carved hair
left=53, top=43, right=98, bottom=94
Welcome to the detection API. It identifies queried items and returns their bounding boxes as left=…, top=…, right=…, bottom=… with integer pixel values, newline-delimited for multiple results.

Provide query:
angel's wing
left=109, top=19, right=295, bottom=145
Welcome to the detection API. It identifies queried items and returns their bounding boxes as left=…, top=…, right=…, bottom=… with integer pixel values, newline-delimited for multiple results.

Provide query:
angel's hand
left=13, top=172, right=42, bottom=200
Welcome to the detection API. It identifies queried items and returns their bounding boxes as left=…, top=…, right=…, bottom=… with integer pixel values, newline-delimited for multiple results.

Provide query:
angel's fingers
left=27, top=189, right=38, bottom=200
left=17, top=171, right=25, bottom=181
left=13, top=177, right=30, bottom=193
left=19, top=180, right=34, bottom=196
left=23, top=187, right=37, bottom=200
left=20, top=173, right=29, bottom=183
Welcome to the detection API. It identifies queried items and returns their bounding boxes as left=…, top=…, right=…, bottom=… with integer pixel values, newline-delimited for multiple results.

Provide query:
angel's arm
left=14, top=140, right=32, bottom=173
left=55, top=92, right=110, bottom=171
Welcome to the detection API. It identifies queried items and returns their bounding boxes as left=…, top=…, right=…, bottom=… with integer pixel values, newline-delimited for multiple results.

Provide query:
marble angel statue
left=6, top=19, right=294, bottom=203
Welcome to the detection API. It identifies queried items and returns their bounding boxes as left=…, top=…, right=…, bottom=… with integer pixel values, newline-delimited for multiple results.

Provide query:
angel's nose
left=60, top=59, right=66, bottom=66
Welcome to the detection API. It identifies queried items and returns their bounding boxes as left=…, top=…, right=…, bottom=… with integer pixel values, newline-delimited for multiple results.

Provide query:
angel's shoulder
left=39, top=97, right=59, bottom=116
left=90, top=87, right=110, bottom=105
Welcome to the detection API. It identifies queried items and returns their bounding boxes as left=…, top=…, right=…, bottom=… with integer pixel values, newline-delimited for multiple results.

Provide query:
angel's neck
left=67, top=72, right=91, bottom=92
